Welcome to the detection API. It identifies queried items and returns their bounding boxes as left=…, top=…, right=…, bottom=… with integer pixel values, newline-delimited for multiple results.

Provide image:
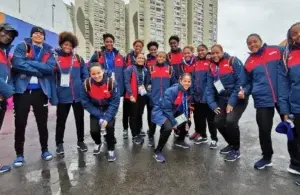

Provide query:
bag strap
left=24, top=42, right=31, bottom=57
left=107, top=77, right=114, bottom=92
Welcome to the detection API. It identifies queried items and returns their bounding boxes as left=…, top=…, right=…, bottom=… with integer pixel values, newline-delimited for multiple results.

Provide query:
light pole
left=52, top=0, right=56, bottom=28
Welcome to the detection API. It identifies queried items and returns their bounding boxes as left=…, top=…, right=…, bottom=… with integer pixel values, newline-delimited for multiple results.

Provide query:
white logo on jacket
left=269, top=51, right=278, bottom=55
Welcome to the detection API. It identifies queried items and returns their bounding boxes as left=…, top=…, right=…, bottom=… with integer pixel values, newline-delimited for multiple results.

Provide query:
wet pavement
left=0, top=99, right=299, bottom=195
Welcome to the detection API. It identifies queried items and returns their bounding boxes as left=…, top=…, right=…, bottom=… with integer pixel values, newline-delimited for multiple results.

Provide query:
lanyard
left=57, top=55, right=75, bottom=75
left=134, top=65, right=145, bottom=84
left=104, top=51, right=115, bottom=70
left=0, top=48, right=10, bottom=83
left=214, top=66, right=220, bottom=81
left=182, top=92, right=188, bottom=118
left=182, top=57, right=194, bottom=66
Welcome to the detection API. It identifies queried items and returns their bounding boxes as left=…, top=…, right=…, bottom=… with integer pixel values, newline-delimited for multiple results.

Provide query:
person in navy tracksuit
left=152, top=73, right=193, bottom=163
left=147, top=51, right=176, bottom=147
left=244, top=33, right=285, bottom=169
left=81, top=62, right=120, bottom=162
left=206, top=44, right=248, bottom=162
left=145, top=41, right=158, bottom=136
left=278, top=22, right=300, bottom=179
left=54, top=32, right=89, bottom=155
left=0, top=23, right=18, bottom=174
left=12, top=26, right=57, bottom=167
left=123, top=40, right=145, bottom=139
left=124, top=53, right=150, bottom=145
left=190, top=44, right=218, bottom=148
left=168, top=35, right=184, bottom=81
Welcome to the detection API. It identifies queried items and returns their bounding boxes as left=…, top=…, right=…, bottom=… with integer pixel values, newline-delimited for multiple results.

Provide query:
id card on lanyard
left=138, top=70, right=147, bottom=96
left=214, top=66, right=225, bottom=93
left=104, top=51, right=115, bottom=78
left=58, top=56, right=74, bottom=88
left=175, top=93, right=189, bottom=125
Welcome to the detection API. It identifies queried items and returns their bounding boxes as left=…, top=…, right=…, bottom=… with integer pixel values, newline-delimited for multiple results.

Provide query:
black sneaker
left=194, top=137, right=208, bottom=145
left=77, top=142, right=88, bottom=152
left=93, top=143, right=102, bottom=155
left=174, top=140, right=190, bottom=149
left=56, top=144, right=64, bottom=155
left=123, top=129, right=128, bottom=139
left=148, top=137, right=155, bottom=147
left=133, top=136, right=144, bottom=145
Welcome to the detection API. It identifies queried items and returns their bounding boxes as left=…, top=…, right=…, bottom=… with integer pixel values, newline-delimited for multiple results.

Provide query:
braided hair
left=284, top=22, right=300, bottom=67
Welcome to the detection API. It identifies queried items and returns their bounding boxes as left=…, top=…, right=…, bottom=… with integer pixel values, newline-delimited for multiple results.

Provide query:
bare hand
left=130, top=95, right=136, bottom=102
left=147, top=85, right=152, bottom=91
left=226, top=104, right=233, bottom=113
left=214, top=107, right=221, bottom=114
left=283, top=114, right=289, bottom=121
left=101, top=120, right=108, bottom=128
left=238, top=87, right=245, bottom=99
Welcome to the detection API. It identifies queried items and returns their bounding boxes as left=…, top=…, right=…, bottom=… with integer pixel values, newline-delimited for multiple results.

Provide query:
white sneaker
left=93, top=143, right=103, bottom=155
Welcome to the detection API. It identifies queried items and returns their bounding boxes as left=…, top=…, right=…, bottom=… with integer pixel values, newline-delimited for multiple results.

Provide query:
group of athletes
left=0, top=21, right=300, bottom=185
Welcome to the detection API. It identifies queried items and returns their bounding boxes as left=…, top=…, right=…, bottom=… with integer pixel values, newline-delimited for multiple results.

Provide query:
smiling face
left=180, top=74, right=192, bottom=91
left=169, top=39, right=179, bottom=50
left=197, top=46, right=208, bottom=59
left=90, top=65, right=104, bottom=82
left=136, top=53, right=145, bottom=66
left=105, top=37, right=114, bottom=51
left=157, top=52, right=166, bottom=64
left=211, top=46, right=224, bottom=63
left=183, top=48, right=193, bottom=61
left=31, top=32, right=44, bottom=44
left=134, top=42, right=143, bottom=54
left=0, top=29, right=14, bottom=45
left=290, top=24, right=300, bottom=45
left=247, top=35, right=263, bottom=53
left=62, top=41, right=73, bottom=54
left=149, top=45, right=158, bottom=57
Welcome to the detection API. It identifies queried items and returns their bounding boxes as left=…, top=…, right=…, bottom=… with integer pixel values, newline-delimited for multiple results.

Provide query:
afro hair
left=59, top=31, right=79, bottom=48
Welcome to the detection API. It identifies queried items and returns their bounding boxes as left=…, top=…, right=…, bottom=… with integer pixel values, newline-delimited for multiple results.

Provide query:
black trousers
left=128, top=95, right=147, bottom=137
left=90, top=115, right=116, bottom=150
left=122, top=98, right=130, bottom=130
left=214, top=99, right=248, bottom=150
left=55, top=102, right=84, bottom=146
left=193, top=102, right=217, bottom=141
left=256, top=105, right=284, bottom=160
left=155, top=120, right=173, bottom=152
left=0, top=99, right=7, bottom=130
left=289, top=115, right=300, bottom=167
left=14, top=89, right=49, bottom=156
left=147, top=99, right=157, bottom=138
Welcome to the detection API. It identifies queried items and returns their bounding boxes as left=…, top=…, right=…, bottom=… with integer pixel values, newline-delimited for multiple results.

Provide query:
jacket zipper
left=263, top=63, right=277, bottom=103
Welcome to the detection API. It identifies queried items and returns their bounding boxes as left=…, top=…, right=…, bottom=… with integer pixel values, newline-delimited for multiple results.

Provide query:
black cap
left=0, top=23, right=19, bottom=38
left=30, top=26, right=46, bottom=38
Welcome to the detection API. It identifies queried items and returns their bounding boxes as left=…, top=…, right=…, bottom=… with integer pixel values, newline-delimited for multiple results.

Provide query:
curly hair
left=59, top=31, right=79, bottom=48
left=147, top=41, right=159, bottom=50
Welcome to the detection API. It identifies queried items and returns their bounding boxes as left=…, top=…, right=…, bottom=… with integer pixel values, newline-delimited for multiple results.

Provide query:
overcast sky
left=63, top=0, right=299, bottom=61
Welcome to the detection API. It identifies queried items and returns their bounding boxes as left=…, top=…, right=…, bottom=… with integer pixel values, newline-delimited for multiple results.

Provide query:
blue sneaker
left=108, top=151, right=116, bottom=162
left=224, top=150, right=241, bottom=162
left=0, top=164, right=11, bottom=173
left=13, top=156, right=25, bottom=167
left=254, top=158, right=273, bottom=169
left=220, top=145, right=232, bottom=154
left=41, top=151, right=53, bottom=161
left=153, top=151, right=166, bottom=163
left=287, top=164, right=300, bottom=175
left=296, top=180, right=300, bottom=186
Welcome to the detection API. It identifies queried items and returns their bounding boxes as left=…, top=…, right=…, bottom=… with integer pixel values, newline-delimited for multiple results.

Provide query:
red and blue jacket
left=149, top=62, right=176, bottom=106
left=125, top=50, right=137, bottom=67
left=278, top=46, right=300, bottom=114
left=206, top=53, right=245, bottom=110
left=89, top=47, right=125, bottom=96
left=80, top=74, right=120, bottom=122
left=0, top=46, right=14, bottom=98
left=168, top=49, right=184, bottom=81
left=54, top=49, right=88, bottom=104
left=244, top=44, right=284, bottom=108
left=180, top=57, right=196, bottom=75
left=152, top=83, right=192, bottom=126
left=12, top=38, right=57, bottom=105
left=146, top=54, right=156, bottom=69
left=124, top=64, right=150, bottom=100
left=193, top=57, right=211, bottom=103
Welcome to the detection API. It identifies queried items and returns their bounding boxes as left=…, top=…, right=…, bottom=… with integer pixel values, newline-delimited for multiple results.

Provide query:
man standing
left=0, top=23, right=18, bottom=173
left=12, top=26, right=57, bottom=167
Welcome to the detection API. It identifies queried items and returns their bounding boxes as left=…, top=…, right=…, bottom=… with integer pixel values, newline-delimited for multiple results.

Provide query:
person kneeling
left=152, top=73, right=192, bottom=163
left=81, top=63, right=120, bottom=162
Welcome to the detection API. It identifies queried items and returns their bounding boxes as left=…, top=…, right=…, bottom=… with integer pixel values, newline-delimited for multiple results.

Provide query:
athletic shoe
left=287, top=164, right=300, bottom=175
left=140, top=130, right=146, bottom=137
left=254, top=158, right=273, bottom=169
left=77, top=142, right=88, bottom=152
left=219, top=145, right=232, bottom=154
left=194, top=137, right=208, bottom=145
left=174, top=140, right=190, bottom=149
left=173, top=129, right=180, bottom=137
left=56, top=143, right=64, bottom=155
left=185, top=132, right=189, bottom=137
left=108, top=151, right=116, bottom=162
left=13, top=156, right=24, bottom=167
left=123, top=129, right=128, bottom=139
left=41, top=151, right=53, bottom=161
left=189, top=133, right=200, bottom=140
left=153, top=151, right=166, bottom=163
left=296, top=180, right=300, bottom=186
left=133, top=136, right=144, bottom=145
left=224, top=150, right=241, bottom=162
left=0, top=164, right=11, bottom=173
left=209, top=140, right=218, bottom=149
left=148, top=137, right=155, bottom=147
left=93, top=143, right=102, bottom=155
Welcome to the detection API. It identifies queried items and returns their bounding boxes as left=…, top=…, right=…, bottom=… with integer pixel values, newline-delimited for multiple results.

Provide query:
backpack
left=149, top=64, right=173, bottom=78
left=84, top=77, right=114, bottom=93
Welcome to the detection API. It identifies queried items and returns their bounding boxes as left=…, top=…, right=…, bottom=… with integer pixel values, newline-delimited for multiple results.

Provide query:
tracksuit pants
left=122, top=98, right=130, bottom=130
left=55, top=102, right=84, bottom=146
left=214, top=99, right=248, bottom=151
left=290, top=115, right=300, bottom=167
left=14, top=89, right=49, bottom=156
left=128, top=95, right=147, bottom=137
left=0, top=99, right=7, bottom=130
